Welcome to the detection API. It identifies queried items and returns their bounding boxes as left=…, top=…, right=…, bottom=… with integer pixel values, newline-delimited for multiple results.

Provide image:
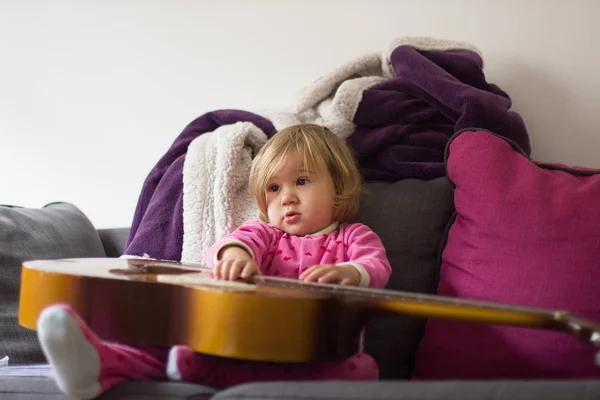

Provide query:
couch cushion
left=212, top=380, right=600, bottom=400
left=0, top=202, right=106, bottom=365
left=353, top=178, right=454, bottom=379
left=97, top=227, right=131, bottom=257
left=0, top=375, right=216, bottom=400
left=413, top=130, right=600, bottom=379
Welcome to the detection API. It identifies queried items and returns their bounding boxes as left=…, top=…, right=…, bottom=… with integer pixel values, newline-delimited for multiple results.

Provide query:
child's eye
left=268, top=184, right=280, bottom=192
left=297, top=178, right=308, bottom=186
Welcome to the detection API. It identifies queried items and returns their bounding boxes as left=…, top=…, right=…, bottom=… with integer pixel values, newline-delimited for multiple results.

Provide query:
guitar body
left=19, top=258, right=365, bottom=363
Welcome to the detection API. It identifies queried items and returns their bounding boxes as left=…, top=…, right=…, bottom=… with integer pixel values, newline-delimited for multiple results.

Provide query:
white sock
left=166, top=346, right=182, bottom=381
left=37, top=306, right=102, bottom=399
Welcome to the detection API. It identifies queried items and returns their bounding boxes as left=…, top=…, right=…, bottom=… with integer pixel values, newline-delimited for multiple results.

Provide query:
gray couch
left=2, top=178, right=600, bottom=399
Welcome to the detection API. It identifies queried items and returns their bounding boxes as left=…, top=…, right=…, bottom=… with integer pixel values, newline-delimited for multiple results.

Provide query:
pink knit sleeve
left=205, top=220, right=275, bottom=271
left=343, top=223, right=392, bottom=289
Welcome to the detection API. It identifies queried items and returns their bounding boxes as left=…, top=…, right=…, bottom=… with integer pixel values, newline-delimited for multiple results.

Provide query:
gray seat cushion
left=212, top=380, right=600, bottom=400
left=0, top=202, right=107, bottom=365
left=97, top=227, right=131, bottom=257
left=99, top=381, right=217, bottom=400
left=353, top=178, right=455, bottom=379
left=0, top=376, right=216, bottom=400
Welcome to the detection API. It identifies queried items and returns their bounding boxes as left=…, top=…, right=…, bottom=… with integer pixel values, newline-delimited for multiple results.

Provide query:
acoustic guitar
left=18, top=257, right=600, bottom=364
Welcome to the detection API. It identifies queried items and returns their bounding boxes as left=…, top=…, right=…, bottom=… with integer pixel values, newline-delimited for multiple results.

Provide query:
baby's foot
left=38, top=304, right=167, bottom=399
left=166, top=345, right=210, bottom=383
left=37, top=304, right=102, bottom=399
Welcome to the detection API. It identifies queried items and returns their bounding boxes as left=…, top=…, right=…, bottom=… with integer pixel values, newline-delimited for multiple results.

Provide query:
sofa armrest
left=97, top=227, right=130, bottom=257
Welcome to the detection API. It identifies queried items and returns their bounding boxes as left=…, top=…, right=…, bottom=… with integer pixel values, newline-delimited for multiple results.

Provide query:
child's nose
left=281, top=190, right=298, bottom=206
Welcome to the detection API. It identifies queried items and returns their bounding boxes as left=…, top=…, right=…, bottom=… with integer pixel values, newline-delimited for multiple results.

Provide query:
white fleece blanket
left=258, top=36, right=480, bottom=138
left=181, top=122, right=267, bottom=264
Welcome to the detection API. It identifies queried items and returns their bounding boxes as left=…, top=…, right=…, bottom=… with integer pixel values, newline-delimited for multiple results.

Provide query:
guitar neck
left=134, top=260, right=600, bottom=350
left=255, top=275, right=600, bottom=347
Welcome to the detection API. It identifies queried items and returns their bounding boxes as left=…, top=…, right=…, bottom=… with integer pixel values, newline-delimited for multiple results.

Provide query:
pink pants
left=40, top=304, right=378, bottom=396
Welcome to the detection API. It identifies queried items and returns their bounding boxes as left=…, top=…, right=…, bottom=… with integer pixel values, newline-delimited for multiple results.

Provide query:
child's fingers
left=299, top=264, right=331, bottom=280
left=298, top=266, right=313, bottom=280
left=227, top=261, right=245, bottom=281
left=216, top=259, right=234, bottom=280
left=215, top=259, right=260, bottom=281
left=316, top=270, right=342, bottom=284
left=216, top=259, right=237, bottom=280
left=240, top=263, right=259, bottom=280
left=214, top=260, right=225, bottom=279
left=301, top=266, right=332, bottom=283
left=299, top=267, right=321, bottom=282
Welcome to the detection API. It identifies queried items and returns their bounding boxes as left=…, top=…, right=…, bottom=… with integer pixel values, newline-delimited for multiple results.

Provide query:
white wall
left=2, top=0, right=599, bottom=228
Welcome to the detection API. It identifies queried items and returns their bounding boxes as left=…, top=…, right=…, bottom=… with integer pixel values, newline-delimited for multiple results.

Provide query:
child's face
left=264, top=152, right=335, bottom=236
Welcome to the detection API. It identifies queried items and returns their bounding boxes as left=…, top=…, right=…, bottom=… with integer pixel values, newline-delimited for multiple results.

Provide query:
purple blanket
left=350, top=46, right=529, bottom=181
left=125, top=111, right=276, bottom=261
left=125, top=37, right=530, bottom=261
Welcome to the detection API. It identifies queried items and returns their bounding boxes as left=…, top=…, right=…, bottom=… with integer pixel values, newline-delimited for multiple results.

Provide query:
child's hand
left=214, top=245, right=260, bottom=281
left=299, top=264, right=360, bottom=286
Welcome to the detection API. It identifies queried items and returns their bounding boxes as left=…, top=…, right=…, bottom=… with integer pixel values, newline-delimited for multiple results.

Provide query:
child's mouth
left=284, top=212, right=300, bottom=222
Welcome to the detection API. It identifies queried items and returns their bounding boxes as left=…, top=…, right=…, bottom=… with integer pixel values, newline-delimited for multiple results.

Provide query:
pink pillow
left=412, top=130, right=600, bottom=379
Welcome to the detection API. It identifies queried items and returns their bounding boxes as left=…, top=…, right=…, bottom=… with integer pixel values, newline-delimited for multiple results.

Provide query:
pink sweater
left=206, top=220, right=392, bottom=289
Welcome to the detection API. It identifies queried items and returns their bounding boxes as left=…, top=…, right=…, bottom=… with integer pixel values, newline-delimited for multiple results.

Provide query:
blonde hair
left=249, top=124, right=362, bottom=223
